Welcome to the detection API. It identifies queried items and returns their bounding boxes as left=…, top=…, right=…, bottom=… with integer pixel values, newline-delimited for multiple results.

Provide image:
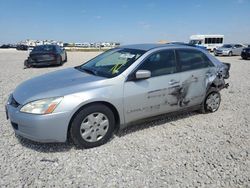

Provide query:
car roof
left=224, top=44, right=242, bottom=46
left=119, top=43, right=197, bottom=51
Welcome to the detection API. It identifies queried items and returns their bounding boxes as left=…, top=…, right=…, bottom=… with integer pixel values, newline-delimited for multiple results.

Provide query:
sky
left=0, top=0, right=250, bottom=45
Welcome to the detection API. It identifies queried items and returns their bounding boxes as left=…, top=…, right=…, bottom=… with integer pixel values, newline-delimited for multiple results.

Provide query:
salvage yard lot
left=0, top=49, right=249, bottom=187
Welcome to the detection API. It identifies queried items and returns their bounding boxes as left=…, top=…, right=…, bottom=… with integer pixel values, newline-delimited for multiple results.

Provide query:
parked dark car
left=241, top=48, right=250, bottom=60
left=24, top=45, right=67, bottom=68
left=0, top=44, right=11, bottom=48
left=16, top=45, right=29, bottom=51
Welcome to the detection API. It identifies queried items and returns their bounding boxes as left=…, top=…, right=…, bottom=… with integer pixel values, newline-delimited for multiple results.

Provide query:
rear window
left=222, top=44, right=232, bottom=48
left=177, top=49, right=213, bottom=72
left=32, top=45, right=55, bottom=52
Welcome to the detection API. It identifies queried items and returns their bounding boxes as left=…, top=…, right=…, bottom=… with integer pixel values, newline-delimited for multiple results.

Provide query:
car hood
left=13, top=68, right=107, bottom=105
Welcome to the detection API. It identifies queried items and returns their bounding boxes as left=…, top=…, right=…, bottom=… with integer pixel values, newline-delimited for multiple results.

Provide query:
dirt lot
left=0, top=49, right=249, bottom=187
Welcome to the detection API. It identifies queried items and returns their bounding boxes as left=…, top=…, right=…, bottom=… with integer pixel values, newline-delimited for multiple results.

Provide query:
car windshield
left=78, top=48, right=145, bottom=78
left=222, top=44, right=232, bottom=48
left=32, top=45, right=55, bottom=52
left=189, top=40, right=202, bottom=45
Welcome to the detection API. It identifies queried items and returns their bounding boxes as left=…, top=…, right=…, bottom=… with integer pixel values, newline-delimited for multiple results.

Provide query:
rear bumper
left=26, top=59, right=58, bottom=66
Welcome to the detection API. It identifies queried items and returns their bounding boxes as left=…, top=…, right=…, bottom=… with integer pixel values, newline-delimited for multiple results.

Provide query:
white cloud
left=94, top=16, right=102, bottom=20
left=237, top=0, right=244, bottom=3
left=138, top=21, right=152, bottom=29
left=122, top=4, right=128, bottom=8
left=195, top=4, right=201, bottom=8
left=146, top=2, right=155, bottom=8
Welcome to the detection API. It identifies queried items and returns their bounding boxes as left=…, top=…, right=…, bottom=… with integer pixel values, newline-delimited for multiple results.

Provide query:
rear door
left=234, top=44, right=244, bottom=55
left=175, top=49, right=214, bottom=107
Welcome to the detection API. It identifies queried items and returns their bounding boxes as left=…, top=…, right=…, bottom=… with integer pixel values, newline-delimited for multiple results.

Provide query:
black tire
left=64, top=53, right=67, bottom=62
left=56, top=55, right=62, bottom=65
left=228, top=51, right=233, bottom=56
left=70, top=104, right=115, bottom=148
left=200, top=88, right=221, bottom=113
left=24, top=60, right=31, bottom=68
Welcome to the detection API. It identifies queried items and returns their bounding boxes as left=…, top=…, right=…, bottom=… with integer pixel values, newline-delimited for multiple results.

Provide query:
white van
left=189, top=35, right=224, bottom=51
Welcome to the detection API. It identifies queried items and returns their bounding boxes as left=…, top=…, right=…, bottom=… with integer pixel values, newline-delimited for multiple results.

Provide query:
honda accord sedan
left=6, top=44, right=230, bottom=148
left=24, top=44, right=67, bottom=68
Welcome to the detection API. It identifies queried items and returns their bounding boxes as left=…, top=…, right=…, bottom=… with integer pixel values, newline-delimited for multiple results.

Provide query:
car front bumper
left=214, top=51, right=230, bottom=56
left=6, top=104, right=70, bottom=143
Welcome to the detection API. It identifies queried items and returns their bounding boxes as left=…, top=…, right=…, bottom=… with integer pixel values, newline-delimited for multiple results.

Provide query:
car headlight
left=20, top=97, right=63, bottom=114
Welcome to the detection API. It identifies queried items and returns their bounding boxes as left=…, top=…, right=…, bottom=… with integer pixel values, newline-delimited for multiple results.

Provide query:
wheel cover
left=80, top=112, right=109, bottom=142
left=206, top=93, right=220, bottom=112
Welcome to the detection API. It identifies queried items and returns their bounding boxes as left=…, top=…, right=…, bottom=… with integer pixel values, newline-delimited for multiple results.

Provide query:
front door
left=123, top=50, right=181, bottom=124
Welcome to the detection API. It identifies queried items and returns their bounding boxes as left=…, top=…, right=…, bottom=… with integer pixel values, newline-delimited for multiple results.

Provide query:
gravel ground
left=0, top=49, right=249, bottom=187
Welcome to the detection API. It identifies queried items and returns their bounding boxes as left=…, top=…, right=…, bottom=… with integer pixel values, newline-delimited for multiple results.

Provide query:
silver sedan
left=6, top=44, right=230, bottom=148
left=214, top=44, right=245, bottom=56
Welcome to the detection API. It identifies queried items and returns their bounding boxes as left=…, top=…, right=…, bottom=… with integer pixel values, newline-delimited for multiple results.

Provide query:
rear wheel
left=200, top=88, right=221, bottom=113
left=70, top=104, right=115, bottom=148
left=64, top=53, right=67, bottom=62
left=241, top=55, right=247, bottom=60
left=24, top=60, right=31, bottom=68
left=56, top=55, right=62, bottom=65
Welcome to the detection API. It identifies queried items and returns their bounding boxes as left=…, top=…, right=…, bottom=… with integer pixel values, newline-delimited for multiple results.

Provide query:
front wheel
left=24, top=60, right=31, bottom=68
left=70, top=104, right=115, bottom=148
left=228, top=51, right=233, bottom=56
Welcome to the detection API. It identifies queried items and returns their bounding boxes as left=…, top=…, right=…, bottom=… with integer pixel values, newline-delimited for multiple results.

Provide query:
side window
left=138, top=50, right=176, bottom=77
left=177, top=49, right=212, bottom=72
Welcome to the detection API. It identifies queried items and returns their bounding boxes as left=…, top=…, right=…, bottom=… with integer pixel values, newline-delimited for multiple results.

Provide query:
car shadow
left=24, top=64, right=63, bottom=69
left=16, top=135, right=74, bottom=153
left=16, top=110, right=199, bottom=152
left=116, top=110, right=198, bottom=137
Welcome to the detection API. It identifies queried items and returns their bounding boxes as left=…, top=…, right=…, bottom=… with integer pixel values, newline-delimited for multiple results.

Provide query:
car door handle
left=169, top=80, right=180, bottom=85
left=206, top=73, right=213, bottom=77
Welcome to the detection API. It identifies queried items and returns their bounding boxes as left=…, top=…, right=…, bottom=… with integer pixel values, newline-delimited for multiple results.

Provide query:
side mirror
left=135, top=70, right=151, bottom=80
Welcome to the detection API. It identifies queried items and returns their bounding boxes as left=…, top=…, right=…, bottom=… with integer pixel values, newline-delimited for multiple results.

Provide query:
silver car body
left=214, top=44, right=245, bottom=56
left=6, top=44, right=229, bottom=143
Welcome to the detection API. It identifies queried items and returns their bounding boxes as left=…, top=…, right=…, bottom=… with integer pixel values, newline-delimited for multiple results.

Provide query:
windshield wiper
left=76, top=66, right=97, bottom=75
